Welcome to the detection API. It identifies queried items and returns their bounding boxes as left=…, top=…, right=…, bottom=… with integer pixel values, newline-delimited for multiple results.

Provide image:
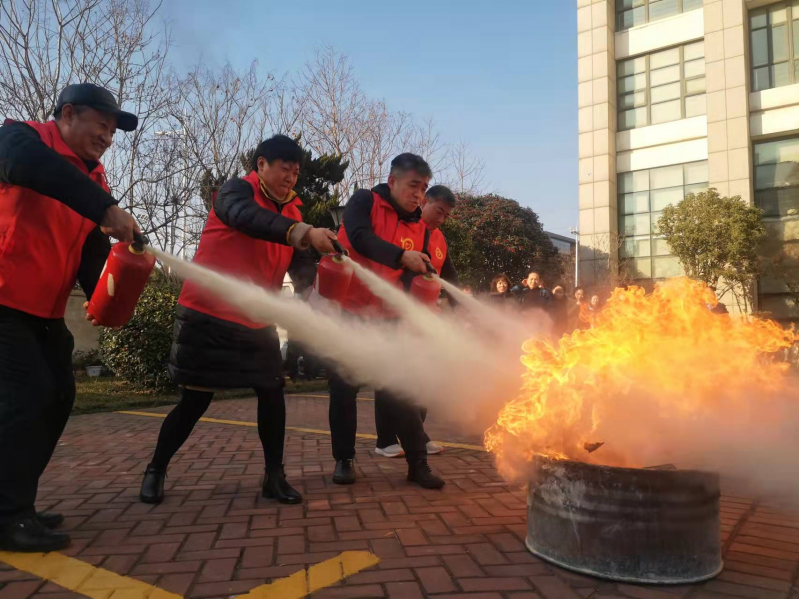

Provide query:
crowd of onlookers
left=462, top=270, right=603, bottom=337
left=458, top=271, right=731, bottom=339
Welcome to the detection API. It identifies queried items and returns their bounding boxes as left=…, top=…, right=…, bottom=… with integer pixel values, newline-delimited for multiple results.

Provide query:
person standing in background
left=588, top=293, right=602, bottom=327
left=519, top=271, right=551, bottom=312
left=549, top=285, right=569, bottom=338
left=489, top=274, right=516, bottom=308
left=569, top=286, right=589, bottom=332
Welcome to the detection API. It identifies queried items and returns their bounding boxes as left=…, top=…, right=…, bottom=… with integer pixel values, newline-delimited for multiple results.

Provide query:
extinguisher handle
left=331, top=240, right=349, bottom=256
left=132, top=231, right=150, bottom=251
left=425, top=262, right=438, bottom=275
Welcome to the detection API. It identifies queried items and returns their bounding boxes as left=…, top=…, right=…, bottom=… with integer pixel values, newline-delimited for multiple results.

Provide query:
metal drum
left=526, top=457, right=722, bottom=584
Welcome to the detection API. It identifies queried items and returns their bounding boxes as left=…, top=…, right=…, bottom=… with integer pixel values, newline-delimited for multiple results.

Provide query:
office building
left=578, top=0, right=798, bottom=317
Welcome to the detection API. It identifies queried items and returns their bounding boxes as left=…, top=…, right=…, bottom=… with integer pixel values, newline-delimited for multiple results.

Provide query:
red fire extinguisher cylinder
left=409, top=274, right=442, bottom=306
left=316, top=255, right=353, bottom=304
left=87, top=234, right=156, bottom=328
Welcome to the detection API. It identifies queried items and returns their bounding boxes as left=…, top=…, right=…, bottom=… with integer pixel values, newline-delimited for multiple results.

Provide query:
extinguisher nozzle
left=132, top=232, right=150, bottom=252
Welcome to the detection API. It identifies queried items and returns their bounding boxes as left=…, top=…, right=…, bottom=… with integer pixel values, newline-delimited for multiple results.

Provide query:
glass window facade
left=754, top=137, right=799, bottom=317
left=618, top=161, right=709, bottom=279
left=616, top=0, right=703, bottom=32
left=618, top=41, right=706, bottom=130
left=750, top=2, right=799, bottom=91
left=754, top=137, right=799, bottom=217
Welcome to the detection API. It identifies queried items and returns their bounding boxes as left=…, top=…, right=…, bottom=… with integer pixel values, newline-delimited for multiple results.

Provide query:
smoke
left=340, top=257, right=446, bottom=337
left=600, top=385, right=799, bottom=499
left=149, top=247, right=541, bottom=431
left=147, top=248, right=799, bottom=500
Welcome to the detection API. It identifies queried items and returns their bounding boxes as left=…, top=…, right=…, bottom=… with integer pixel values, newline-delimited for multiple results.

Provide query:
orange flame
left=484, top=278, right=797, bottom=480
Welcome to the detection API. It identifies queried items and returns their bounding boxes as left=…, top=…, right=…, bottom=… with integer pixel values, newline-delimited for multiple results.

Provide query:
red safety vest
left=0, top=120, right=107, bottom=319
left=179, top=171, right=303, bottom=328
left=427, top=226, right=448, bottom=273
left=335, top=192, right=426, bottom=316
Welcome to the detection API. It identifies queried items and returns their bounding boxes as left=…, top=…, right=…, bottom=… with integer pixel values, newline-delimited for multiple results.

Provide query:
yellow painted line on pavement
left=0, top=549, right=378, bottom=599
left=237, top=551, right=380, bottom=598
left=296, top=394, right=374, bottom=402
left=0, top=550, right=181, bottom=599
left=117, top=411, right=486, bottom=451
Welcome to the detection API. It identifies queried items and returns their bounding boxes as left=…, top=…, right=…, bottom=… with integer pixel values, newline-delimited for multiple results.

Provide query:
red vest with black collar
left=334, top=192, right=426, bottom=316
left=0, top=120, right=108, bottom=318
left=179, top=170, right=303, bottom=328
left=427, top=226, right=448, bottom=273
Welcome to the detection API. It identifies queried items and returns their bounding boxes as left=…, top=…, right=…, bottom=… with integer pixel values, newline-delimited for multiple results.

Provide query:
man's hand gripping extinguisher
left=87, top=232, right=157, bottom=327
left=409, top=262, right=442, bottom=307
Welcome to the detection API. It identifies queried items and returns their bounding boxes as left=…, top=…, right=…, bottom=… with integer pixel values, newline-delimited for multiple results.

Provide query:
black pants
left=150, top=387, right=286, bottom=471
left=376, top=403, right=430, bottom=449
left=0, top=307, right=75, bottom=525
left=328, top=371, right=427, bottom=464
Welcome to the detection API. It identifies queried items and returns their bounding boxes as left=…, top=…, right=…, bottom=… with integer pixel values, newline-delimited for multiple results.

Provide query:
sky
left=161, top=1, right=577, bottom=237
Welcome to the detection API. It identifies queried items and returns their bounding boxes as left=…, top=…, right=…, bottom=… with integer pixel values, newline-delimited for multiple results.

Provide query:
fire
left=484, top=278, right=797, bottom=480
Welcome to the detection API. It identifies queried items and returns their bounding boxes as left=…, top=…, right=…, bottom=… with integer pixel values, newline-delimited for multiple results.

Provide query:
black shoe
left=332, top=459, right=356, bottom=485
left=0, top=516, right=71, bottom=552
left=139, top=465, right=166, bottom=504
left=407, top=460, right=445, bottom=489
left=37, top=512, right=64, bottom=529
left=262, top=466, right=302, bottom=504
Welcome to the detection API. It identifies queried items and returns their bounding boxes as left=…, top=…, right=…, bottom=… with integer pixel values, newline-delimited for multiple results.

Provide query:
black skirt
left=168, top=305, right=284, bottom=390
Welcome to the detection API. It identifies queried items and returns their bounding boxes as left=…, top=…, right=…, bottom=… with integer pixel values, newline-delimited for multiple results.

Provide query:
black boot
left=37, top=512, right=64, bottom=529
left=332, top=459, right=356, bottom=485
left=262, top=466, right=302, bottom=504
left=0, top=516, right=71, bottom=552
left=139, top=465, right=166, bottom=504
left=407, top=459, right=445, bottom=489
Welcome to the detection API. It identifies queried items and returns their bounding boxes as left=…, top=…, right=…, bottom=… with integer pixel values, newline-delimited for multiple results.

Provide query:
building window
left=618, top=160, right=708, bottom=279
left=750, top=2, right=799, bottom=92
left=754, top=137, right=799, bottom=217
left=618, top=41, right=706, bottom=131
left=616, top=0, right=704, bottom=32
left=754, top=137, right=799, bottom=318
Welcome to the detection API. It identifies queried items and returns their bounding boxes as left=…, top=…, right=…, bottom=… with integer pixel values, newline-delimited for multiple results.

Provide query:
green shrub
left=99, top=272, right=180, bottom=391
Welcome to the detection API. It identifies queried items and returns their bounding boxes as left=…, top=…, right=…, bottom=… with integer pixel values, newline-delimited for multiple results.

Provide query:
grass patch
left=74, top=376, right=329, bottom=415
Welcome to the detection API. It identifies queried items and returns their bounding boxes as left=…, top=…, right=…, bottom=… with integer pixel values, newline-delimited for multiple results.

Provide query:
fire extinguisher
left=313, top=241, right=353, bottom=305
left=87, top=232, right=156, bottom=328
left=409, top=263, right=441, bottom=306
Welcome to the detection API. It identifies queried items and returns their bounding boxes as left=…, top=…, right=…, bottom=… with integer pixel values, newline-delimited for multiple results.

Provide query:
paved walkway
left=1, top=394, right=798, bottom=599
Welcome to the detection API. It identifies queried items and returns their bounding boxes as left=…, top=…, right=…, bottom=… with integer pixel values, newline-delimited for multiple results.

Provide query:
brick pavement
left=1, top=393, right=799, bottom=598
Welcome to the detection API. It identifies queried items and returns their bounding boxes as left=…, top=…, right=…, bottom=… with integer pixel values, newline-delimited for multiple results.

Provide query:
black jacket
left=169, top=176, right=315, bottom=390
left=519, top=287, right=552, bottom=311
left=0, top=120, right=113, bottom=301
left=212, top=178, right=317, bottom=293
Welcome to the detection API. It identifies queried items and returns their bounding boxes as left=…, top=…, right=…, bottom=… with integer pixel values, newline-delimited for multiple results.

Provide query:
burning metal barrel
left=526, top=457, right=722, bottom=584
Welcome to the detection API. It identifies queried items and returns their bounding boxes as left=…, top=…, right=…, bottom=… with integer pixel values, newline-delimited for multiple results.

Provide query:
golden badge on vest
left=400, top=237, right=415, bottom=251
left=435, top=247, right=444, bottom=260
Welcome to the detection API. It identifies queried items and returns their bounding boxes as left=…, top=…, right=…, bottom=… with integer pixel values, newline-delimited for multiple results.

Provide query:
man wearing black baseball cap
left=0, top=82, right=140, bottom=552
